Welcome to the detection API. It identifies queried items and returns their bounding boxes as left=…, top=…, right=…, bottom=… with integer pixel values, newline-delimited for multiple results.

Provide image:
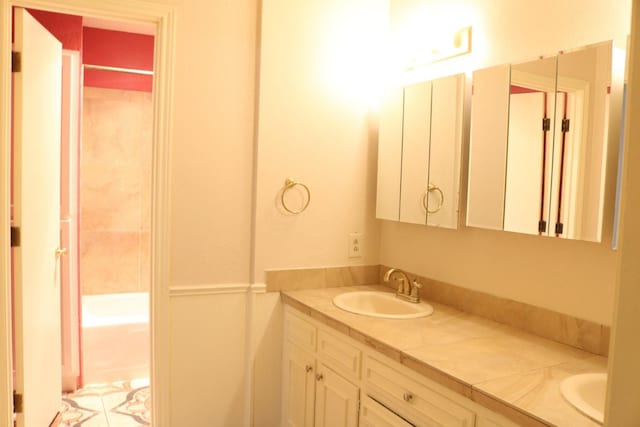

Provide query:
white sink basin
left=332, top=291, right=434, bottom=319
left=560, top=373, right=607, bottom=424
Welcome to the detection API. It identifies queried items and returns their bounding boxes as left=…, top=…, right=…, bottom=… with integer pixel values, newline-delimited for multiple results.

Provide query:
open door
left=12, top=8, right=63, bottom=426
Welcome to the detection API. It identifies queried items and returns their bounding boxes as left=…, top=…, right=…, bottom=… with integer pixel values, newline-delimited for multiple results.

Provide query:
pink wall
left=15, top=8, right=154, bottom=92
left=80, top=87, right=152, bottom=296
left=83, top=27, right=154, bottom=92
left=27, top=9, right=83, bottom=51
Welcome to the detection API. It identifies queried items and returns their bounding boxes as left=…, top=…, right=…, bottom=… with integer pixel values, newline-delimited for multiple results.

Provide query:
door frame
left=0, top=1, right=175, bottom=426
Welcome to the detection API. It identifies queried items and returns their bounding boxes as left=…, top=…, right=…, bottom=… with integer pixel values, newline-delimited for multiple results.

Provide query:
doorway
left=0, top=1, right=175, bottom=426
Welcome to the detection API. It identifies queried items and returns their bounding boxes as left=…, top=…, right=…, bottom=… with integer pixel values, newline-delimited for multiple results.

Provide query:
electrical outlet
left=348, top=233, right=363, bottom=258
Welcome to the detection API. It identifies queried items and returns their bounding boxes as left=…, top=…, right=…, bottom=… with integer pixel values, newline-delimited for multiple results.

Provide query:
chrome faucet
left=383, top=268, right=423, bottom=303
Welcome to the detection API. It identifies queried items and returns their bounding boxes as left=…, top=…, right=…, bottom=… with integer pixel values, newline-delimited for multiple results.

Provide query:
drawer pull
left=305, top=365, right=313, bottom=373
left=316, top=373, right=324, bottom=381
left=403, top=391, right=414, bottom=402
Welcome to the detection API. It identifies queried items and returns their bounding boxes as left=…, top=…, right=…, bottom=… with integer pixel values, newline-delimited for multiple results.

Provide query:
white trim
left=0, top=2, right=176, bottom=426
left=0, top=3, right=12, bottom=421
left=250, top=283, right=268, bottom=293
left=169, top=284, right=252, bottom=297
left=167, top=283, right=267, bottom=297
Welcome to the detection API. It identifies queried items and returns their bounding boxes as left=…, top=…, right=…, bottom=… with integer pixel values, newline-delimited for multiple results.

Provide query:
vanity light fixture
left=406, top=26, right=472, bottom=70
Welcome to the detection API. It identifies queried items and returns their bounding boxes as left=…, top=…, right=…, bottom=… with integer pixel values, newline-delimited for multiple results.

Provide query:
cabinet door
left=360, top=395, right=415, bottom=427
left=428, top=74, right=465, bottom=229
left=400, top=81, right=432, bottom=224
left=466, top=64, right=510, bottom=230
left=376, top=87, right=404, bottom=221
left=314, top=364, right=359, bottom=427
left=282, top=342, right=316, bottom=427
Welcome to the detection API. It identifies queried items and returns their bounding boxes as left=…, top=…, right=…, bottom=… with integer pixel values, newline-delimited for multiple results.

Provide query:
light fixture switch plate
left=348, top=233, right=363, bottom=258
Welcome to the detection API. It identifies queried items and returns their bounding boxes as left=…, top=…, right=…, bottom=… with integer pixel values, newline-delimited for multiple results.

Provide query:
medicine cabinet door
left=376, top=87, right=404, bottom=221
left=399, top=81, right=431, bottom=224
left=466, top=64, right=510, bottom=230
left=427, top=74, right=465, bottom=228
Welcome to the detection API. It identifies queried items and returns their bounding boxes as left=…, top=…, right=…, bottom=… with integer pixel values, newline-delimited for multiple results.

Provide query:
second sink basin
left=560, top=373, right=607, bottom=424
left=333, top=291, right=434, bottom=319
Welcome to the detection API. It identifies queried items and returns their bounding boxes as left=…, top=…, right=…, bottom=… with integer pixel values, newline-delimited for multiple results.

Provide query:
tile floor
left=60, top=379, right=150, bottom=427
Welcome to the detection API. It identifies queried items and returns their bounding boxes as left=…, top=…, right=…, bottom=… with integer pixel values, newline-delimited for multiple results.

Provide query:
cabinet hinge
left=13, top=391, right=23, bottom=413
left=555, top=222, right=564, bottom=235
left=538, top=220, right=547, bottom=234
left=12, top=52, right=21, bottom=73
left=562, top=118, right=570, bottom=133
left=542, top=117, right=551, bottom=131
left=10, top=226, right=20, bottom=247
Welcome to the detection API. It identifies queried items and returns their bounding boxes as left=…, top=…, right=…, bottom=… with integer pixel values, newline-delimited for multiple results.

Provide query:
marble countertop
left=281, top=285, right=607, bottom=427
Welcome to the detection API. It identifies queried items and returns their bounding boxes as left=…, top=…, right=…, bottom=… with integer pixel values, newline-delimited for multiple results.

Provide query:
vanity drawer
left=284, top=310, right=317, bottom=352
left=317, top=329, right=362, bottom=380
left=364, top=355, right=475, bottom=427
left=360, top=395, right=415, bottom=427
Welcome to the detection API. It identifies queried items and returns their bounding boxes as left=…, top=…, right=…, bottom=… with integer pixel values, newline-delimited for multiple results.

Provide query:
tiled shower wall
left=80, top=87, right=152, bottom=295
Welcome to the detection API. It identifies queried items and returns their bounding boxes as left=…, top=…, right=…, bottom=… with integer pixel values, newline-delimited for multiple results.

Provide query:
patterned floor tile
left=61, top=380, right=151, bottom=427
left=60, top=395, right=106, bottom=427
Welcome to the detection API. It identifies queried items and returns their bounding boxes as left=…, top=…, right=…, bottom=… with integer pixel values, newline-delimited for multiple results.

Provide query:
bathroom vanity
left=280, top=286, right=605, bottom=427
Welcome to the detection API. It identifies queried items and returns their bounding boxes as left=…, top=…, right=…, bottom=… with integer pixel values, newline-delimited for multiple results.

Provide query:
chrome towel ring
left=281, top=178, right=311, bottom=214
left=422, top=184, right=444, bottom=214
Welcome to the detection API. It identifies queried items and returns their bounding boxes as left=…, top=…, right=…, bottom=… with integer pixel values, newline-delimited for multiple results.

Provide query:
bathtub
left=81, top=292, right=150, bottom=385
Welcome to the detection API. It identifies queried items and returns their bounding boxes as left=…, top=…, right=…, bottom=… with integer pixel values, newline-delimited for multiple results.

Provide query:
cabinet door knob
left=315, top=373, right=324, bottom=381
left=305, top=365, right=313, bottom=373
left=403, top=391, right=414, bottom=402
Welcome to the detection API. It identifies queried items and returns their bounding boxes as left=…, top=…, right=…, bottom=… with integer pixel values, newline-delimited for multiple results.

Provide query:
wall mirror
left=466, top=41, right=613, bottom=242
left=376, top=73, right=465, bottom=229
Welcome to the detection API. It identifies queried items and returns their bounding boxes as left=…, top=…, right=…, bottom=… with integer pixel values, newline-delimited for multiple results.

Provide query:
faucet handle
left=410, top=280, right=423, bottom=299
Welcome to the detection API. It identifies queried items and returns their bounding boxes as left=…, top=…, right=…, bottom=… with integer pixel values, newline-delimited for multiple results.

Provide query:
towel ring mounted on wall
left=422, top=184, right=444, bottom=214
left=281, top=178, right=311, bottom=214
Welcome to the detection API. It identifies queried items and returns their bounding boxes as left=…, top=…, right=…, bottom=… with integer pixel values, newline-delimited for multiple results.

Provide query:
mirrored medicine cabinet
left=466, top=41, right=614, bottom=242
left=376, top=73, right=465, bottom=229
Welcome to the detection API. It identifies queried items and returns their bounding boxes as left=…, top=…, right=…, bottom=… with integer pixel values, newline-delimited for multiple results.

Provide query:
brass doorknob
left=55, top=248, right=68, bottom=257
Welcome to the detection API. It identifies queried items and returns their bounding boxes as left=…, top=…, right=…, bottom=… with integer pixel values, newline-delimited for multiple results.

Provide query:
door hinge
left=13, top=391, right=23, bottom=414
left=12, top=52, right=21, bottom=73
left=555, top=222, right=564, bottom=235
left=10, top=226, right=20, bottom=247
left=562, top=118, right=570, bottom=133
left=538, top=220, right=547, bottom=234
left=542, top=117, right=551, bottom=131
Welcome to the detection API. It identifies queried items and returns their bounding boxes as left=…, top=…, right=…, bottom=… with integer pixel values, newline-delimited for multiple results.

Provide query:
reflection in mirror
left=376, top=74, right=465, bottom=229
left=466, top=42, right=613, bottom=242
left=466, top=64, right=510, bottom=230
left=504, top=56, right=557, bottom=235
left=552, top=41, right=612, bottom=242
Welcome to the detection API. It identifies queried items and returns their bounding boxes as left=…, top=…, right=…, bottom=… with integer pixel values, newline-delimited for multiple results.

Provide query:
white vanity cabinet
left=281, top=307, right=520, bottom=427
left=282, top=310, right=360, bottom=427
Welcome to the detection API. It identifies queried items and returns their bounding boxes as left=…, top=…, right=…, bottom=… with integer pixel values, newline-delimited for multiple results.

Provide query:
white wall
left=167, top=0, right=258, bottom=424
left=170, top=0, right=256, bottom=286
left=606, top=2, right=640, bottom=423
left=169, top=291, right=249, bottom=426
left=381, top=0, right=631, bottom=325
left=253, top=0, right=388, bottom=282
